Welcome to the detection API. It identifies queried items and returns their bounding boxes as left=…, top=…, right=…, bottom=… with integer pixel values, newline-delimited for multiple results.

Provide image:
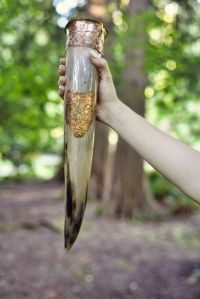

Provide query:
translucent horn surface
left=64, top=19, right=107, bottom=250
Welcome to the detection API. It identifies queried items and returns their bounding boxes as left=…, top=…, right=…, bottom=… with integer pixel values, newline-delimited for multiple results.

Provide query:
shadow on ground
left=0, top=181, right=200, bottom=299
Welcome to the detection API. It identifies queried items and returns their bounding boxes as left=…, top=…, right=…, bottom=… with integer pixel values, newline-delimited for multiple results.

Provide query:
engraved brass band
left=66, top=90, right=96, bottom=138
left=65, top=19, right=108, bottom=55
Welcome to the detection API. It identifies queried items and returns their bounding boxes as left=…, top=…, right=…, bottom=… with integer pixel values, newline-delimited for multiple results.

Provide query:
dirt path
left=0, top=181, right=200, bottom=299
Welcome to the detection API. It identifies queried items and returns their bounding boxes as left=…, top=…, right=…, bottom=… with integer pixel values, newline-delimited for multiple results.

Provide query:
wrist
left=102, top=99, right=123, bottom=126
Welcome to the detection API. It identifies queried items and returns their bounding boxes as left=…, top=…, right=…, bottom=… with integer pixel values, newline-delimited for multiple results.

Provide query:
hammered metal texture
left=65, top=19, right=107, bottom=55
left=66, top=90, right=95, bottom=138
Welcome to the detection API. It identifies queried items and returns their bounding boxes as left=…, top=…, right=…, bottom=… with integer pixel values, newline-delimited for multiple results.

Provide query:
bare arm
left=58, top=53, right=200, bottom=204
left=104, top=100, right=200, bottom=204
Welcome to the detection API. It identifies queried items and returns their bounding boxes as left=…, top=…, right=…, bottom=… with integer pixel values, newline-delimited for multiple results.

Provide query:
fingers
left=59, top=57, right=66, bottom=75
left=60, top=57, right=66, bottom=65
left=90, top=51, right=112, bottom=82
left=59, top=64, right=65, bottom=76
left=58, top=57, right=66, bottom=99
left=58, top=76, right=65, bottom=86
left=59, top=85, right=65, bottom=99
left=58, top=76, right=65, bottom=100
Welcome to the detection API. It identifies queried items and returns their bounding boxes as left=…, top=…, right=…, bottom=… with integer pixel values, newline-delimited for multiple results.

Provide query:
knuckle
left=101, top=58, right=107, bottom=67
left=59, top=89, right=64, bottom=96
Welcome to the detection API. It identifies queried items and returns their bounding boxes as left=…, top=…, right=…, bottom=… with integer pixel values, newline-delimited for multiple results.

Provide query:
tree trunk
left=90, top=123, right=108, bottom=200
left=111, top=140, right=145, bottom=218
left=83, top=0, right=115, bottom=200
left=110, top=0, right=156, bottom=217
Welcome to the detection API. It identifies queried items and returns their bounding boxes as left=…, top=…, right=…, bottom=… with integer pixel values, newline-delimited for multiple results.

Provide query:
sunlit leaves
left=0, top=0, right=64, bottom=179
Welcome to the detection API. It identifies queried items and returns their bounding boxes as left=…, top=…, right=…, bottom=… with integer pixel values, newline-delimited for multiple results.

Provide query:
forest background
left=0, top=1, right=200, bottom=298
left=1, top=0, right=200, bottom=215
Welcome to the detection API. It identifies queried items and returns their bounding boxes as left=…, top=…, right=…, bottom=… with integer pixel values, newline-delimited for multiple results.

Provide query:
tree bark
left=90, top=123, right=109, bottom=200
left=110, top=0, right=156, bottom=217
left=83, top=0, right=115, bottom=200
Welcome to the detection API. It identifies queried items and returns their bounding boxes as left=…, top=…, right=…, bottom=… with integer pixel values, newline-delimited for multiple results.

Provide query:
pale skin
left=58, top=51, right=200, bottom=204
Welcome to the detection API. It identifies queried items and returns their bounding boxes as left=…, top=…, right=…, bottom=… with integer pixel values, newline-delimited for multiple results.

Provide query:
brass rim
left=64, top=18, right=108, bottom=38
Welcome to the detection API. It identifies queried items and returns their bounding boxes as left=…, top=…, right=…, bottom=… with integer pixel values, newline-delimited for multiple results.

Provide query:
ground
left=0, top=181, right=200, bottom=299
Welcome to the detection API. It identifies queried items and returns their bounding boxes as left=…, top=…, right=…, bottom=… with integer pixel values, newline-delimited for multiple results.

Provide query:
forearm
left=105, top=100, right=200, bottom=204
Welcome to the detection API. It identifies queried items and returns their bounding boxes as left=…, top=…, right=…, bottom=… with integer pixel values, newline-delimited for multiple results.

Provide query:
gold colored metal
left=65, top=19, right=108, bottom=55
left=66, top=90, right=96, bottom=138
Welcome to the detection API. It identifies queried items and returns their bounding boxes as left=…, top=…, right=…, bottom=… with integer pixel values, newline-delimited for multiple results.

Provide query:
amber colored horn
left=64, top=19, right=107, bottom=250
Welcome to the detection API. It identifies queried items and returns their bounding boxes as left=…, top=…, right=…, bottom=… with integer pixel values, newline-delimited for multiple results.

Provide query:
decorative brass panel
left=65, top=19, right=107, bottom=55
left=66, top=90, right=95, bottom=138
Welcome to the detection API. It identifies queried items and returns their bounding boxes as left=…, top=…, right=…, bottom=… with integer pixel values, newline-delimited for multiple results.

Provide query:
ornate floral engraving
left=65, top=19, right=107, bottom=55
left=66, top=90, right=96, bottom=138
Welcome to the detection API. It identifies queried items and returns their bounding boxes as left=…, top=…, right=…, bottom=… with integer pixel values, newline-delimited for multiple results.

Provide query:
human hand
left=58, top=52, right=120, bottom=123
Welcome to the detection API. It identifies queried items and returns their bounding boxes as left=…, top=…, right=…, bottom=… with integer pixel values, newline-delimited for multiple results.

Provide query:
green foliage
left=95, top=202, right=108, bottom=217
left=149, top=171, right=198, bottom=211
left=0, top=0, right=64, bottom=179
left=134, top=211, right=170, bottom=223
left=111, top=0, right=200, bottom=209
left=145, top=1, right=200, bottom=210
left=145, top=0, right=200, bottom=149
left=0, top=0, right=200, bottom=211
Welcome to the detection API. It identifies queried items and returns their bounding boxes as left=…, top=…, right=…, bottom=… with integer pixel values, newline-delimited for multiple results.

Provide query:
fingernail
left=90, top=50, right=101, bottom=59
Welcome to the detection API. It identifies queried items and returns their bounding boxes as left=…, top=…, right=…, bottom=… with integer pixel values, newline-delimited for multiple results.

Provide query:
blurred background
left=0, top=0, right=200, bottom=298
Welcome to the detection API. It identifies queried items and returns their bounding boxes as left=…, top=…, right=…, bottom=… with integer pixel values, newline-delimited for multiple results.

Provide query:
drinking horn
left=64, top=19, right=107, bottom=250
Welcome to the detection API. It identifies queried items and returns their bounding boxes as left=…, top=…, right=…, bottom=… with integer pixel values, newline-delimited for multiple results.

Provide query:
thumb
left=90, top=51, right=112, bottom=81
